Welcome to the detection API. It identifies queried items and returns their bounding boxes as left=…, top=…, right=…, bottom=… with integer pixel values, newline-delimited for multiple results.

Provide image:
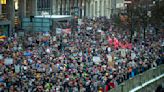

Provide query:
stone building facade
left=18, top=0, right=126, bottom=18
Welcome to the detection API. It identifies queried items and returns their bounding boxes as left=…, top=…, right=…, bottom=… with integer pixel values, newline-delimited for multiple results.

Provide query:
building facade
left=0, top=0, right=127, bottom=27
left=18, top=0, right=127, bottom=19
left=0, top=0, right=131, bottom=20
left=50, top=0, right=120, bottom=18
left=0, top=0, right=132, bottom=35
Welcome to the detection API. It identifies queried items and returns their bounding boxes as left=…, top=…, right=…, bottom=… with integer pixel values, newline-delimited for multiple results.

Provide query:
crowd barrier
left=109, top=64, right=164, bottom=92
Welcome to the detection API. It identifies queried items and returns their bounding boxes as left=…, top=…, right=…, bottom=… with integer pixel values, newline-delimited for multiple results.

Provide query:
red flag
left=108, top=36, right=113, bottom=44
left=63, top=28, right=71, bottom=34
left=119, top=42, right=126, bottom=49
left=128, top=43, right=132, bottom=49
left=114, top=37, right=119, bottom=44
left=113, top=37, right=119, bottom=49
left=124, top=41, right=132, bottom=49
left=109, top=82, right=115, bottom=88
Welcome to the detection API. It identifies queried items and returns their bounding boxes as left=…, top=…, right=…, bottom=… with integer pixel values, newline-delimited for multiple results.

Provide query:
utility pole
left=157, top=0, right=160, bottom=34
left=143, top=0, right=149, bottom=41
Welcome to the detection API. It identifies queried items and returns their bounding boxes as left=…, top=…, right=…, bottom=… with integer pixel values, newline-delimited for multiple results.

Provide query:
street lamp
left=128, top=0, right=134, bottom=43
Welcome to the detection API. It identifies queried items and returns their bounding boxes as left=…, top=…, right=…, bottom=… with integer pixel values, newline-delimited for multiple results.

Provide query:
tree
left=151, top=0, right=164, bottom=26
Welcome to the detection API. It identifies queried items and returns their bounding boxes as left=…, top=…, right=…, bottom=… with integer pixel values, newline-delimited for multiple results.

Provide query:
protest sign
left=86, top=27, right=92, bottom=30
left=0, top=54, right=3, bottom=60
left=120, top=49, right=126, bottom=57
left=93, top=56, right=101, bottom=64
left=4, top=58, right=13, bottom=65
left=24, top=52, right=32, bottom=56
left=78, top=19, right=82, bottom=25
left=56, top=28, right=62, bottom=34
left=131, top=52, right=136, bottom=60
left=97, top=30, right=102, bottom=32
left=15, top=65, right=20, bottom=73
left=53, top=36, right=56, bottom=41
left=63, top=28, right=71, bottom=34
left=107, top=54, right=112, bottom=62
left=46, top=48, right=51, bottom=53
left=63, top=39, right=67, bottom=43
left=43, top=32, right=50, bottom=36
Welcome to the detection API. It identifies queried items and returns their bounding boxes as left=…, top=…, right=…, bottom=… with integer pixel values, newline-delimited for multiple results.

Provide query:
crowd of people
left=0, top=17, right=163, bottom=92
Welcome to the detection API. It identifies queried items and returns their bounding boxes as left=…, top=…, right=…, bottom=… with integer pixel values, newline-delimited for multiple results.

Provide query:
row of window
left=37, top=0, right=81, bottom=11
left=37, top=0, right=51, bottom=10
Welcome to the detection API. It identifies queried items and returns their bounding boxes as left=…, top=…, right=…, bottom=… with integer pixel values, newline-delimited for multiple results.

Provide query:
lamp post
left=142, top=0, right=149, bottom=41
left=129, top=0, right=134, bottom=43
left=156, top=0, right=160, bottom=32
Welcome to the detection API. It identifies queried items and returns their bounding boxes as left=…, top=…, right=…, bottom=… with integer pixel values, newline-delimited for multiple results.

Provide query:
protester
left=0, top=17, right=163, bottom=92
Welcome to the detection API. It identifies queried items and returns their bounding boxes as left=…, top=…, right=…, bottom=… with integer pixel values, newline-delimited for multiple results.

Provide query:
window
left=37, top=0, right=51, bottom=14
left=104, top=0, right=106, bottom=16
left=100, top=1, right=102, bottom=16
left=95, top=1, right=97, bottom=16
